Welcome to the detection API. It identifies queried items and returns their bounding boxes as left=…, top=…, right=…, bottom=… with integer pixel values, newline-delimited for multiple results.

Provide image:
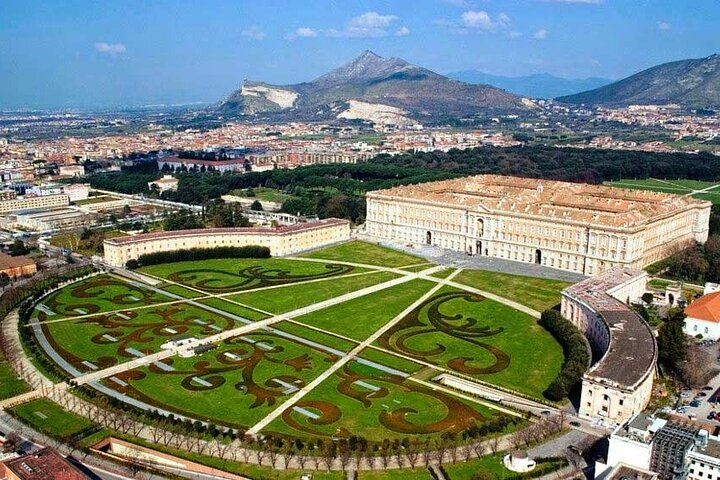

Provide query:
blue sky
left=1, top=0, right=718, bottom=109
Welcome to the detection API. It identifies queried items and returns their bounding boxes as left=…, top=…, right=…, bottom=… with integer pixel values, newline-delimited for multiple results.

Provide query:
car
left=705, top=386, right=715, bottom=391
left=681, top=391, right=691, bottom=398
left=709, top=412, right=717, bottom=420
left=697, top=392, right=708, bottom=397
left=691, top=400, right=702, bottom=407
left=569, top=421, right=581, bottom=428
left=540, top=410, right=552, bottom=416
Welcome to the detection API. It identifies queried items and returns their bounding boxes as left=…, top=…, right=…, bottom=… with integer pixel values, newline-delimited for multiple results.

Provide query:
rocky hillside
left=557, top=54, right=720, bottom=107
left=214, top=51, right=531, bottom=123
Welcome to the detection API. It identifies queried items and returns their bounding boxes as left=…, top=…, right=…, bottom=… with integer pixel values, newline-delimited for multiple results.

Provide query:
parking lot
left=671, top=343, right=720, bottom=427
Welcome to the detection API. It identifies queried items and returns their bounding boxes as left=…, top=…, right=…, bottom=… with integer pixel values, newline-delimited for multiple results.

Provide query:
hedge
left=127, top=245, right=271, bottom=269
left=539, top=309, right=591, bottom=401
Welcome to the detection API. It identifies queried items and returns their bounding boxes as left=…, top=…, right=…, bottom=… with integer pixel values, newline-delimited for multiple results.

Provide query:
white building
left=63, top=183, right=90, bottom=202
left=148, top=175, right=178, bottom=193
left=683, top=292, right=720, bottom=340
left=58, top=165, right=86, bottom=177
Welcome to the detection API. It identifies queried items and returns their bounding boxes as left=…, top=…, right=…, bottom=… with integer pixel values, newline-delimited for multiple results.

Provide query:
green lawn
left=43, top=302, right=240, bottom=369
left=230, top=187, right=296, bottom=204
left=294, top=279, right=435, bottom=341
left=303, top=240, right=425, bottom=267
left=111, top=331, right=339, bottom=430
left=10, top=398, right=94, bottom=440
left=161, top=283, right=206, bottom=299
left=604, top=178, right=720, bottom=205
left=443, top=454, right=567, bottom=480
left=0, top=362, right=28, bottom=399
left=197, top=297, right=269, bottom=321
left=274, top=321, right=358, bottom=352
left=141, top=258, right=359, bottom=294
left=449, top=269, right=570, bottom=312
left=376, top=286, right=563, bottom=399
left=228, top=271, right=398, bottom=315
left=263, top=359, right=509, bottom=442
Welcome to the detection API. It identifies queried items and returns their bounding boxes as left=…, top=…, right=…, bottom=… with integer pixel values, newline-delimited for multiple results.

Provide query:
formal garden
left=5, top=241, right=576, bottom=478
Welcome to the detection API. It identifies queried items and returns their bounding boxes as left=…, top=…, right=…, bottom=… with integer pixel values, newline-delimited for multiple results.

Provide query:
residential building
left=58, top=165, right=86, bottom=177
left=1, top=447, right=91, bottom=480
left=561, top=268, right=656, bottom=425
left=148, top=175, right=178, bottom=193
left=103, top=218, right=350, bottom=267
left=62, top=183, right=90, bottom=202
left=157, top=156, right=246, bottom=173
left=683, top=292, right=720, bottom=340
left=365, top=175, right=711, bottom=276
left=0, top=194, right=69, bottom=215
left=0, top=253, right=36, bottom=278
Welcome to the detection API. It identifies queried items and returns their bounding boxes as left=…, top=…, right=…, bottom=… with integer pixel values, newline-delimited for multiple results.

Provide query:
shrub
left=134, top=245, right=270, bottom=267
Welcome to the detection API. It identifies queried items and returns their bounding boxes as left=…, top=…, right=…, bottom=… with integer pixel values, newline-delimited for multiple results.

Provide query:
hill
left=557, top=54, right=720, bottom=107
left=214, top=51, right=531, bottom=123
left=447, top=71, right=612, bottom=99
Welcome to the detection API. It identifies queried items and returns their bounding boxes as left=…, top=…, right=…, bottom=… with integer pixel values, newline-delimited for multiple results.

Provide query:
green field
left=230, top=187, right=296, bottom=204
left=10, top=398, right=94, bottom=440
left=302, top=240, right=425, bottom=267
left=449, top=269, right=570, bottom=311
left=32, top=242, right=565, bottom=444
left=605, top=178, right=720, bottom=205
left=0, top=362, right=28, bottom=399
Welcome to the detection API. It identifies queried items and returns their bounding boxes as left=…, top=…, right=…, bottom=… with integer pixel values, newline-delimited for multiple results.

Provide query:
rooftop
left=685, top=292, right=720, bottom=323
left=368, top=175, right=710, bottom=229
left=0, top=252, right=35, bottom=271
left=564, top=268, right=656, bottom=389
left=105, top=218, right=349, bottom=246
left=2, top=447, right=91, bottom=480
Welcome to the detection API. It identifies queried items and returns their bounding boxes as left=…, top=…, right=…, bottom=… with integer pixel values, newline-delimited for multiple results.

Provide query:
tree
left=8, top=239, right=29, bottom=257
left=163, top=210, right=202, bottom=231
left=641, top=292, right=655, bottom=305
left=680, top=345, right=719, bottom=387
left=250, top=200, right=263, bottom=211
left=658, top=308, right=688, bottom=372
left=0, top=273, right=11, bottom=289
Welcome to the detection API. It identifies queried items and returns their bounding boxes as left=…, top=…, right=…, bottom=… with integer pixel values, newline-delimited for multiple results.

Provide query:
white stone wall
left=684, top=317, right=720, bottom=340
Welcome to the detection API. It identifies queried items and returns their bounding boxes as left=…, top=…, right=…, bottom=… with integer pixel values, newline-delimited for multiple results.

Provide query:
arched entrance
left=476, top=241, right=483, bottom=255
left=426, top=231, right=432, bottom=245
left=535, top=249, right=542, bottom=265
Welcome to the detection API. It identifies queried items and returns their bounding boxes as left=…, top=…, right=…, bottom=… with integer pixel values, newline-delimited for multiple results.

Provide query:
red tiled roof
left=160, top=156, right=245, bottom=166
left=3, top=447, right=91, bottom=480
left=105, top=218, right=349, bottom=246
left=686, top=292, right=720, bottom=323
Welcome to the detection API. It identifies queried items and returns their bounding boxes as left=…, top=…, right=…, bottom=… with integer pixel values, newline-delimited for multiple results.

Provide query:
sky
left=1, top=0, right=719, bottom=109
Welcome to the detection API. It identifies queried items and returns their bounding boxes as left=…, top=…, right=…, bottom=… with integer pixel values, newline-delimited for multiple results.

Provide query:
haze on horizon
left=1, top=0, right=719, bottom=109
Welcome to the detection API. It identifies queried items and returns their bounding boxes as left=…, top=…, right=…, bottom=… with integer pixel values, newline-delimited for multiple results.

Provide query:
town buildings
left=147, top=175, right=179, bottom=193
left=103, top=218, right=350, bottom=267
left=0, top=253, right=36, bottom=279
left=0, top=194, right=69, bottom=215
left=365, top=175, right=711, bottom=276
left=561, top=268, right=656, bottom=425
left=1, top=447, right=91, bottom=480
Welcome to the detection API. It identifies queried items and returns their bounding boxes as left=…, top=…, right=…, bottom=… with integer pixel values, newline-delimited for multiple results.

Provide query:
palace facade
left=103, top=218, right=350, bottom=268
left=365, top=175, right=711, bottom=276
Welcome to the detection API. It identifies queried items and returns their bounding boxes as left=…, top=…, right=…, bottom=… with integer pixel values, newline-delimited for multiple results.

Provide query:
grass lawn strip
left=302, top=240, right=424, bottom=267
left=9, top=398, right=94, bottom=440
left=229, top=270, right=398, bottom=315
left=448, top=269, right=569, bottom=312
left=0, top=361, right=29, bottom=399
left=293, top=279, right=436, bottom=341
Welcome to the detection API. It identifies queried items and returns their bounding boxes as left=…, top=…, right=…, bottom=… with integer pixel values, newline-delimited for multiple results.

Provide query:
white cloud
left=507, top=31, right=523, bottom=39
left=241, top=26, right=266, bottom=40
left=533, top=29, right=549, bottom=40
left=292, top=27, right=319, bottom=38
left=290, top=12, right=402, bottom=39
left=657, top=21, right=671, bottom=30
left=395, top=26, right=411, bottom=37
left=461, top=11, right=494, bottom=30
left=94, top=42, right=126, bottom=54
left=442, top=0, right=473, bottom=7
left=438, top=10, right=510, bottom=34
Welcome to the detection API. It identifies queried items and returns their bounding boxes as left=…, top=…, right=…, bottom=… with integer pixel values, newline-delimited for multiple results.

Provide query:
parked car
left=705, top=386, right=715, bottom=391
left=681, top=391, right=692, bottom=398
left=691, top=400, right=702, bottom=407
left=709, top=412, right=717, bottom=420
left=697, top=392, right=708, bottom=397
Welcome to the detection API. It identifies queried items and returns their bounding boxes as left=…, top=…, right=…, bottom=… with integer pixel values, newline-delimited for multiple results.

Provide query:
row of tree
left=126, top=245, right=270, bottom=269
left=538, top=309, right=591, bottom=401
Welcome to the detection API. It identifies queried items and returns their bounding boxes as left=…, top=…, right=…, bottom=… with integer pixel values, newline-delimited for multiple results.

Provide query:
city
left=1, top=2, right=720, bottom=480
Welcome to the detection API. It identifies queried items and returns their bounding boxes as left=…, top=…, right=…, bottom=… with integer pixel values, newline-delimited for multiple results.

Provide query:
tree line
left=126, top=245, right=270, bottom=269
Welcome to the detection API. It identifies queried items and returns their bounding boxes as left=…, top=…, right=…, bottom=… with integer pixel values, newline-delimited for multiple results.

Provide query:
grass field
left=449, top=269, right=570, bottom=311
left=10, top=398, right=94, bottom=440
left=302, top=240, right=425, bottom=267
left=0, top=362, right=28, bottom=399
left=33, top=246, right=565, bottom=444
left=605, top=178, right=720, bottom=205
left=230, top=187, right=296, bottom=204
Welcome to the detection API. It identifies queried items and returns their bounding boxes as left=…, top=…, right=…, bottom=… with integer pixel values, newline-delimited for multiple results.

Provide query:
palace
left=365, top=175, right=711, bottom=276
left=103, top=218, right=350, bottom=268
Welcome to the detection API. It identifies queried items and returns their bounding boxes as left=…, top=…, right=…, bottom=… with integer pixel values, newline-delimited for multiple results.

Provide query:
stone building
left=0, top=253, right=36, bottom=279
left=561, top=268, right=656, bottom=425
left=365, top=175, right=710, bottom=276
left=103, top=218, right=350, bottom=267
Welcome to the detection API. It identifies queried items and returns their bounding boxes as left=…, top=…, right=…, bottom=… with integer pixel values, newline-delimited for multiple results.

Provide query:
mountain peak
left=312, top=51, right=411, bottom=86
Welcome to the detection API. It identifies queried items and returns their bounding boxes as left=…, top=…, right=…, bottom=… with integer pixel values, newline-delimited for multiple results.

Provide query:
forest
left=81, top=146, right=720, bottom=223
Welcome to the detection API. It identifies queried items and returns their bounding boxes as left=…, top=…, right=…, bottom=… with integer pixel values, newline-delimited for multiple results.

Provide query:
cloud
left=438, top=10, right=510, bottom=34
left=241, top=26, right=266, bottom=40
left=94, top=42, right=126, bottom=54
left=442, top=0, right=473, bottom=7
left=507, top=31, right=523, bottom=39
left=657, top=21, right=671, bottom=30
left=290, top=12, right=402, bottom=39
left=533, top=29, right=549, bottom=40
left=291, top=27, right=319, bottom=38
left=395, top=26, right=411, bottom=37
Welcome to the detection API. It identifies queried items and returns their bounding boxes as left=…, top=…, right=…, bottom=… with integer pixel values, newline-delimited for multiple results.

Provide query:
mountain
left=557, top=54, right=720, bottom=107
left=214, top=51, right=531, bottom=123
left=447, top=71, right=612, bottom=99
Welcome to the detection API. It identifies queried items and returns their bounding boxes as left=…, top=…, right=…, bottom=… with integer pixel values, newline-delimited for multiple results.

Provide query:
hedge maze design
left=378, top=291, right=511, bottom=375
left=167, top=263, right=355, bottom=293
